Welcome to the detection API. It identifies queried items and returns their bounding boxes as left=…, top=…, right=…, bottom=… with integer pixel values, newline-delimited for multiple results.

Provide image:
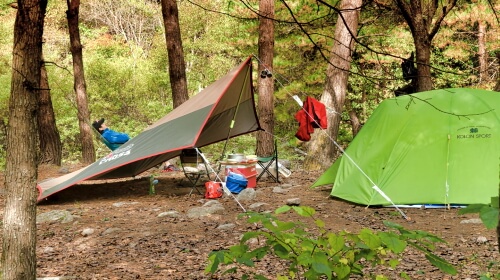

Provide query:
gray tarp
left=37, top=56, right=261, bottom=201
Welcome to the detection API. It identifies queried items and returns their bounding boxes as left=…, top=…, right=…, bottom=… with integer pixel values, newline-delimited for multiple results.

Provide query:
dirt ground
left=1, top=163, right=499, bottom=279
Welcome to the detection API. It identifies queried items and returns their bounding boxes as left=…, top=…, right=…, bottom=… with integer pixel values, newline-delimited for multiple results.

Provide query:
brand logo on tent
left=456, top=126, right=491, bottom=140
left=99, top=144, right=134, bottom=165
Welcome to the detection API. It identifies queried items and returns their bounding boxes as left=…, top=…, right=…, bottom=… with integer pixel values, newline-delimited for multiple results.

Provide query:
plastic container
left=225, top=165, right=258, bottom=188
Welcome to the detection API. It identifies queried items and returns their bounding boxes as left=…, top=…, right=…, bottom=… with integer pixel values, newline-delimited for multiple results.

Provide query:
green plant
left=206, top=206, right=456, bottom=279
left=458, top=204, right=499, bottom=230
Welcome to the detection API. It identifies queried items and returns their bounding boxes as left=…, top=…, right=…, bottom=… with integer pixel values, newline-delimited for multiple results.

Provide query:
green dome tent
left=312, top=88, right=499, bottom=206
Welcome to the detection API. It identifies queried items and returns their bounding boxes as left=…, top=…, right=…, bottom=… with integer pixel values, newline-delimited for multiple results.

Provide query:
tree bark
left=2, top=0, right=47, bottom=278
left=303, top=0, right=362, bottom=170
left=161, top=0, right=189, bottom=108
left=477, top=20, right=488, bottom=83
left=495, top=52, right=500, bottom=92
left=395, top=0, right=458, bottom=92
left=67, top=0, right=95, bottom=164
left=256, top=0, right=275, bottom=157
left=38, top=58, right=62, bottom=165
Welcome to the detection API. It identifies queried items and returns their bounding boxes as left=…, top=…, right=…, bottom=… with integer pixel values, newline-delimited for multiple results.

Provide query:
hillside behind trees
left=0, top=0, right=498, bottom=165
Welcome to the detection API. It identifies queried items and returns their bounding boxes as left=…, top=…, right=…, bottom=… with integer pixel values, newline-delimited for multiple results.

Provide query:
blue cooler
left=226, top=172, right=248, bottom=193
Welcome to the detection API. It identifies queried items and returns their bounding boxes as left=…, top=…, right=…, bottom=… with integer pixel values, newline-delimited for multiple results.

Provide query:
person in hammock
left=92, top=118, right=130, bottom=145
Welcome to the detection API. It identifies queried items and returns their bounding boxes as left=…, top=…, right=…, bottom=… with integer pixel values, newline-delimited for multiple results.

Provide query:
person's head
left=92, top=118, right=106, bottom=134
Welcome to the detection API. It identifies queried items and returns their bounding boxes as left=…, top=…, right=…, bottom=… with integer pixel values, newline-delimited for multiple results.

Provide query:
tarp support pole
left=219, top=64, right=251, bottom=160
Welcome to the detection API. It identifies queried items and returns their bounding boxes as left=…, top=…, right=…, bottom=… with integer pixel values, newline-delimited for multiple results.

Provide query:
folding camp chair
left=180, top=148, right=213, bottom=195
left=256, top=140, right=280, bottom=183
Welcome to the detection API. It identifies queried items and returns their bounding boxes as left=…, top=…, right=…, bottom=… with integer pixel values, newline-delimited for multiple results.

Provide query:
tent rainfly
left=312, top=88, right=500, bottom=206
left=37, top=56, right=261, bottom=201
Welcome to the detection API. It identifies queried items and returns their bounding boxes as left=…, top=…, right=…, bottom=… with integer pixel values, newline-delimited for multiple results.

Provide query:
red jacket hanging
left=294, top=96, right=328, bottom=141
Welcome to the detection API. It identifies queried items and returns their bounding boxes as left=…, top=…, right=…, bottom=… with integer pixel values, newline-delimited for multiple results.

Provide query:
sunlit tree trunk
left=495, top=52, right=500, bottom=92
left=161, top=0, right=189, bottom=108
left=303, top=0, right=361, bottom=170
left=67, top=0, right=95, bottom=163
left=38, top=58, right=62, bottom=165
left=256, top=0, right=275, bottom=157
left=477, top=20, right=488, bottom=83
left=395, top=0, right=458, bottom=92
left=2, top=0, right=47, bottom=277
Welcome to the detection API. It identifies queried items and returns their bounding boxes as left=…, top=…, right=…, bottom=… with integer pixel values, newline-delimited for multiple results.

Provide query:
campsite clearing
left=1, top=163, right=499, bottom=279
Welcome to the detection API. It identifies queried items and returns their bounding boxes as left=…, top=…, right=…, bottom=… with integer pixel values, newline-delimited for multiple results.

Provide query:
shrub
left=206, top=205, right=456, bottom=279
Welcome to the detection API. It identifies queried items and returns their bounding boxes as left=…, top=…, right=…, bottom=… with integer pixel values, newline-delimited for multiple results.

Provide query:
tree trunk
left=38, top=58, right=62, bottom=165
left=348, top=109, right=361, bottom=137
left=395, top=0, right=457, bottom=93
left=67, top=0, right=95, bottom=164
left=413, top=28, right=433, bottom=92
left=495, top=52, right=500, bottom=92
left=161, top=0, right=189, bottom=108
left=303, top=0, right=362, bottom=170
left=2, top=0, right=47, bottom=278
left=256, top=0, right=275, bottom=157
left=477, top=20, right=488, bottom=83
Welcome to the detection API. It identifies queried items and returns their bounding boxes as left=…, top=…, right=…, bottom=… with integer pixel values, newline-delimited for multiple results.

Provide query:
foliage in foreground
left=206, top=206, right=457, bottom=279
left=458, top=203, right=499, bottom=230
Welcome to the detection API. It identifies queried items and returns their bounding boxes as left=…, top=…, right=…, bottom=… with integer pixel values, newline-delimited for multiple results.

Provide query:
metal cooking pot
left=227, top=154, right=245, bottom=161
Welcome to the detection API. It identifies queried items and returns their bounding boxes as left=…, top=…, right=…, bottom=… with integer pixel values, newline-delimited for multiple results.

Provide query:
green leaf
left=236, top=254, right=254, bottom=267
left=358, top=228, right=381, bottom=249
left=388, top=258, right=400, bottom=268
left=425, top=253, right=457, bottom=275
left=332, top=263, right=351, bottom=279
left=241, top=231, right=264, bottom=243
left=297, top=251, right=314, bottom=266
left=315, top=219, right=325, bottom=228
left=275, top=220, right=296, bottom=232
left=328, top=234, right=345, bottom=252
left=275, top=205, right=292, bottom=214
left=479, top=206, right=499, bottom=229
left=400, top=272, right=411, bottom=279
left=273, top=243, right=291, bottom=259
left=205, top=251, right=224, bottom=273
left=292, top=206, right=316, bottom=217
left=250, top=246, right=269, bottom=260
left=379, top=232, right=407, bottom=253
left=458, top=204, right=485, bottom=215
left=383, top=220, right=403, bottom=230
left=312, top=262, right=332, bottom=279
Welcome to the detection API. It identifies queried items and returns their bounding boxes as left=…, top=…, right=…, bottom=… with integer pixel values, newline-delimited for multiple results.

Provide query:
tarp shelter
left=37, top=56, right=261, bottom=201
left=312, top=88, right=500, bottom=206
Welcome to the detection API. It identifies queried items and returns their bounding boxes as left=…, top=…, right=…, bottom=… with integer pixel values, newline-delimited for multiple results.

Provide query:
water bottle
left=277, top=162, right=291, bottom=177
